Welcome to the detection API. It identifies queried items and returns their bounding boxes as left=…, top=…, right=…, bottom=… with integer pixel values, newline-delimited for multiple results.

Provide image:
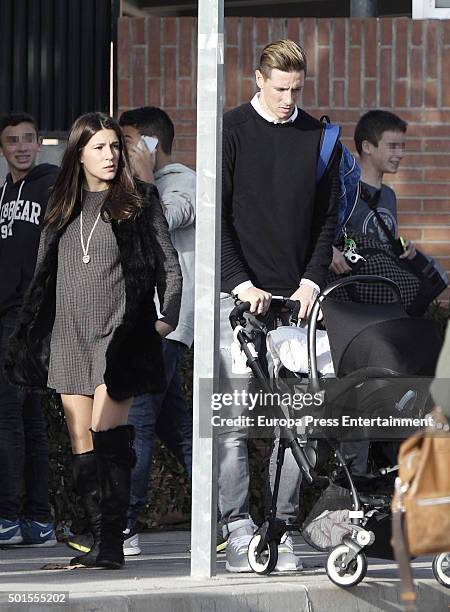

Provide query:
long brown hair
left=45, top=112, right=141, bottom=229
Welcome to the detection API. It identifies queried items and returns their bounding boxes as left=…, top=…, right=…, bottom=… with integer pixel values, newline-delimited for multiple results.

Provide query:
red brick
left=131, top=47, right=146, bottom=106
left=302, top=79, right=316, bottom=108
left=257, top=18, right=270, bottom=46
left=349, top=19, right=361, bottom=45
left=397, top=199, right=423, bottom=212
left=411, top=20, right=423, bottom=46
left=225, top=46, right=238, bottom=107
left=380, top=18, right=392, bottom=46
left=388, top=168, right=424, bottom=182
left=333, top=19, right=345, bottom=79
left=148, top=17, right=161, bottom=78
left=425, top=111, right=450, bottom=123
left=318, top=20, right=330, bottom=45
left=131, top=18, right=145, bottom=45
left=423, top=228, right=450, bottom=240
left=348, top=47, right=361, bottom=108
left=443, top=19, right=450, bottom=45
left=241, top=79, right=255, bottom=104
left=426, top=21, right=438, bottom=79
left=226, top=17, right=239, bottom=46
left=364, top=19, right=377, bottom=78
left=424, top=139, right=450, bottom=152
left=410, top=124, right=450, bottom=138
left=174, top=121, right=196, bottom=136
left=399, top=227, right=423, bottom=240
left=379, top=47, right=393, bottom=107
left=424, top=169, right=450, bottom=181
left=270, top=18, right=286, bottom=42
left=146, top=78, right=161, bottom=107
left=403, top=153, right=450, bottom=167
left=318, top=47, right=330, bottom=107
left=364, top=79, right=377, bottom=108
left=423, top=198, right=450, bottom=211
left=179, top=18, right=194, bottom=78
left=118, top=78, right=130, bottom=108
left=333, top=80, right=345, bottom=107
left=303, top=20, right=317, bottom=76
left=118, top=19, right=131, bottom=79
left=241, top=18, right=254, bottom=75
left=178, top=78, right=193, bottom=108
left=425, top=80, right=438, bottom=108
left=396, top=183, right=450, bottom=197
left=163, top=17, right=177, bottom=46
left=442, top=47, right=450, bottom=107
left=287, top=19, right=300, bottom=43
left=414, top=242, right=450, bottom=256
left=398, top=212, right=450, bottom=224
left=163, top=47, right=177, bottom=107
left=410, top=47, right=423, bottom=107
left=395, top=19, right=408, bottom=79
left=394, top=80, right=407, bottom=108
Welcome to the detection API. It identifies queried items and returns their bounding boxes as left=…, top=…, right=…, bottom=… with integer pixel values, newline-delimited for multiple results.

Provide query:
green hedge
left=45, top=301, right=449, bottom=537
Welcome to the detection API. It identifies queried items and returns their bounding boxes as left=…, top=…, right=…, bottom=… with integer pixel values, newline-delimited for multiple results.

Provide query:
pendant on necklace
left=82, top=254, right=90, bottom=264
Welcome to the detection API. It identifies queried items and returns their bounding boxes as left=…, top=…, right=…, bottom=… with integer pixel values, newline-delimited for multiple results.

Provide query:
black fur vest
left=4, top=182, right=181, bottom=401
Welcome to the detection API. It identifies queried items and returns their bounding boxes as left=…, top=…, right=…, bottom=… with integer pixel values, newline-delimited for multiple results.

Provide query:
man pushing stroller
left=218, top=39, right=339, bottom=572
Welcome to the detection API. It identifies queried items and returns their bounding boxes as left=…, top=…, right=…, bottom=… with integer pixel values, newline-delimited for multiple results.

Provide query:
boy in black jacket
left=0, top=113, right=59, bottom=546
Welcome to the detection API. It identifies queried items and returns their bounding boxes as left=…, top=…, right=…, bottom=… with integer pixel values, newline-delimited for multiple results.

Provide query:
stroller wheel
left=326, top=544, right=367, bottom=587
left=247, top=534, right=278, bottom=575
left=432, top=552, right=450, bottom=587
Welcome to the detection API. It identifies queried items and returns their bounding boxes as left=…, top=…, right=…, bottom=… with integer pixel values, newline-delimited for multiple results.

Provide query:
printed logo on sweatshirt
left=0, top=199, right=42, bottom=239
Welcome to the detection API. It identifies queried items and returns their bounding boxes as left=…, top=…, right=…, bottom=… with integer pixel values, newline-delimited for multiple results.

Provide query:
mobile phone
left=141, top=136, right=158, bottom=153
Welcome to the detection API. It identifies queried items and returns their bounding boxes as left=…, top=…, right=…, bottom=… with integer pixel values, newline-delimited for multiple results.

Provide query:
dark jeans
left=127, top=339, right=192, bottom=527
left=0, top=310, right=51, bottom=521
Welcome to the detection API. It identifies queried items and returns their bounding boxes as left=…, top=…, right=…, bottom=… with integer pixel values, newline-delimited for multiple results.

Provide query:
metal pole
left=190, top=0, right=224, bottom=578
left=350, top=0, right=377, bottom=17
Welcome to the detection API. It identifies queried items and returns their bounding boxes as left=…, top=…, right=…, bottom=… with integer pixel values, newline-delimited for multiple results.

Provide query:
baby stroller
left=229, top=275, right=448, bottom=587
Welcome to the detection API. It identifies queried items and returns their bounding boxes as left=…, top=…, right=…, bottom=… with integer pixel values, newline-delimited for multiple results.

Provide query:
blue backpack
left=316, top=117, right=361, bottom=238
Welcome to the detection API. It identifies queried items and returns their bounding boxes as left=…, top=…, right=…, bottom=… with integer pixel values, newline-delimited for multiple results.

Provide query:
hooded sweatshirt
left=0, top=163, right=59, bottom=316
left=154, top=162, right=195, bottom=347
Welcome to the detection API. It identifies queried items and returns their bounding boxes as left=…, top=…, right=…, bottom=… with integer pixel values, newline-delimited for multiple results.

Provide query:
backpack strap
left=317, top=123, right=340, bottom=183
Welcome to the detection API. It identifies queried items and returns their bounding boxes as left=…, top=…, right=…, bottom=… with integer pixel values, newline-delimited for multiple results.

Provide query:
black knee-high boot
left=93, top=425, right=136, bottom=569
left=69, top=451, right=102, bottom=567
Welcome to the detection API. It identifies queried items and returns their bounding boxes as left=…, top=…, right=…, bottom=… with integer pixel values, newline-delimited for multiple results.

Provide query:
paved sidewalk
left=0, top=532, right=448, bottom=611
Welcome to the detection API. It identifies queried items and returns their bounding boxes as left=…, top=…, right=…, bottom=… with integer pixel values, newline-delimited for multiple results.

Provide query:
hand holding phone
left=141, top=136, right=158, bottom=153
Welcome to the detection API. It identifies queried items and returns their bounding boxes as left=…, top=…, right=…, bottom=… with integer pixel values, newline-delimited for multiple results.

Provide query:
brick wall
left=118, top=16, right=450, bottom=279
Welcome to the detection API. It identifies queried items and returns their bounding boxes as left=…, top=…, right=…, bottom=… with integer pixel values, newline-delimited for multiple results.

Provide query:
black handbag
left=361, top=186, right=448, bottom=316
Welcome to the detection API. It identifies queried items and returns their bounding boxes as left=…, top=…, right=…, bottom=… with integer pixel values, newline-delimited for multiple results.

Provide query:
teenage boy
left=330, top=110, right=415, bottom=276
left=220, top=40, right=339, bottom=572
left=0, top=112, right=59, bottom=546
left=119, top=107, right=195, bottom=555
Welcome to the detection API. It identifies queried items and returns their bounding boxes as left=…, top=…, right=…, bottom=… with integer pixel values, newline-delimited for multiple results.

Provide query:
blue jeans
left=0, top=310, right=51, bottom=521
left=127, top=339, right=192, bottom=527
left=218, top=295, right=302, bottom=527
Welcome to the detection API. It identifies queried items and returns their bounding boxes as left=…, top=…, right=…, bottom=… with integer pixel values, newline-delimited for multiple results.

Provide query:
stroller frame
left=229, top=275, right=448, bottom=587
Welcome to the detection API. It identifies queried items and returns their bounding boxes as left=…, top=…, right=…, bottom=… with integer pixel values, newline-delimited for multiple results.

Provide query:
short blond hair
left=258, top=39, right=307, bottom=79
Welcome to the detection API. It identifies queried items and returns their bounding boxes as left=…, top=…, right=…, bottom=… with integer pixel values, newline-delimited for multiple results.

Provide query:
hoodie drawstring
left=5, top=180, right=25, bottom=233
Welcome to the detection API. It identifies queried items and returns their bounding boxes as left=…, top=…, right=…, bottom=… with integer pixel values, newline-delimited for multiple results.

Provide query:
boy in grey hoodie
left=119, top=107, right=195, bottom=554
left=0, top=113, right=59, bottom=547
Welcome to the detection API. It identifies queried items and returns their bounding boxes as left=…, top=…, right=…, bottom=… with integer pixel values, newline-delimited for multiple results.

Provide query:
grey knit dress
left=47, top=189, right=126, bottom=395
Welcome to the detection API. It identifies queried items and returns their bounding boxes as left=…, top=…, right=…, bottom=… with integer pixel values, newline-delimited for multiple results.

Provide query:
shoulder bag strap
left=360, top=184, right=404, bottom=256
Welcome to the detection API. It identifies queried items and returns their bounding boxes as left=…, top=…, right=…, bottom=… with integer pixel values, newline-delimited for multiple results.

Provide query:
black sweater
left=221, top=103, right=339, bottom=295
left=0, top=163, right=59, bottom=316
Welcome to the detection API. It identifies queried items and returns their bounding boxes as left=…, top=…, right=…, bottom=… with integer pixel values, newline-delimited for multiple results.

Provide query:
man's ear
left=361, top=139, right=373, bottom=156
left=255, top=69, right=264, bottom=90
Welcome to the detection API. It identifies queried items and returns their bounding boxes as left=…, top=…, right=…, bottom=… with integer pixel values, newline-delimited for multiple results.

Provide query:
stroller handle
left=229, top=297, right=300, bottom=330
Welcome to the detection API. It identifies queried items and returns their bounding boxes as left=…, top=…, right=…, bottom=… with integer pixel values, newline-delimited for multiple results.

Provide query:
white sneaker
left=123, top=528, right=141, bottom=556
left=225, top=523, right=255, bottom=573
left=275, top=533, right=302, bottom=572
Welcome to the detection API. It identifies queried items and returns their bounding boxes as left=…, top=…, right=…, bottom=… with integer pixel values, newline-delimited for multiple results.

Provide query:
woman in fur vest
left=4, top=112, right=182, bottom=569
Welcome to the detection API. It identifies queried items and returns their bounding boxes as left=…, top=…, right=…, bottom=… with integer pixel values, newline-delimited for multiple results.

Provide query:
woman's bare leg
left=61, top=394, right=94, bottom=454
left=91, top=384, right=132, bottom=431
